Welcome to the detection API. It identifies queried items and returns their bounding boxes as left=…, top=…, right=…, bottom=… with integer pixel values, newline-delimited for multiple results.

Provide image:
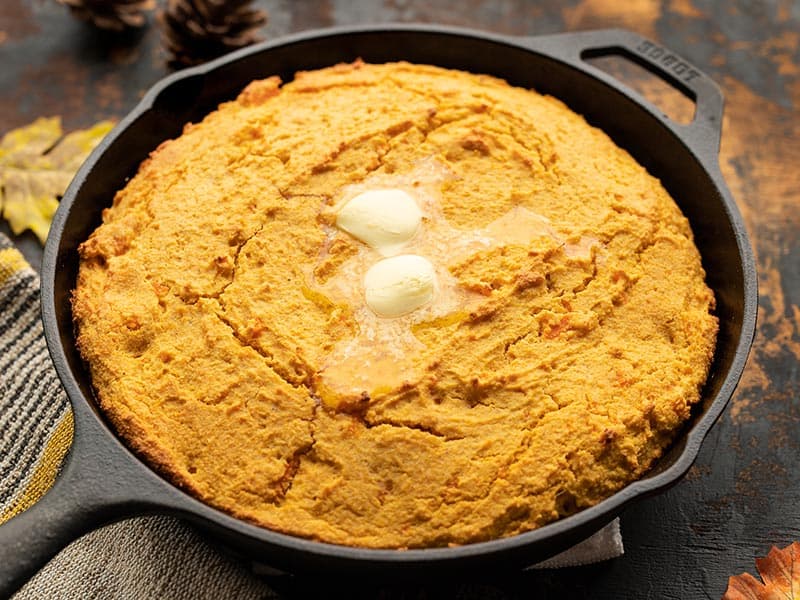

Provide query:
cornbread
left=72, top=61, right=718, bottom=548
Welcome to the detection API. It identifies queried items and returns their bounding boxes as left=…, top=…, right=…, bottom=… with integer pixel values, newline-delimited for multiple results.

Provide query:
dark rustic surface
left=1, top=1, right=798, bottom=598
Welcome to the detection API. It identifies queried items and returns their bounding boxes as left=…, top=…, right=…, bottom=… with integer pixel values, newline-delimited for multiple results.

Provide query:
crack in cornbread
left=72, top=61, right=718, bottom=548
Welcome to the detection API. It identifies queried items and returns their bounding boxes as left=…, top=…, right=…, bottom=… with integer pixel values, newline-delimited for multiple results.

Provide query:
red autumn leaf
left=723, top=542, right=800, bottom=599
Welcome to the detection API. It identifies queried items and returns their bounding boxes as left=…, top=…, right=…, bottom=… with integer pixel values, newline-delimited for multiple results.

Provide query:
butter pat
left=336, top=189, right=422, bottom=255
left=364, top=255, right=436, bottom=317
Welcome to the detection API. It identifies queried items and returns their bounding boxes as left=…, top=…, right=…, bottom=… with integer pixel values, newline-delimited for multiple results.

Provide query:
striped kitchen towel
left=0, top=235, right=72, bottom=524
left=0, top=231, right=622, bottom=598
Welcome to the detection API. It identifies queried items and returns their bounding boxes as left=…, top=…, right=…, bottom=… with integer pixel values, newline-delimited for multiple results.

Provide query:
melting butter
left=309, top=157, right=576, bottom=410
left=364, top=255, right=437, bottom=318
left=336, top=188, right=422, bottom=256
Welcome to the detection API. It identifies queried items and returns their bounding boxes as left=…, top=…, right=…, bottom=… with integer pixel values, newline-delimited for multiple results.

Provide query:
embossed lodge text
left=636, top=40, right=701, bottom=83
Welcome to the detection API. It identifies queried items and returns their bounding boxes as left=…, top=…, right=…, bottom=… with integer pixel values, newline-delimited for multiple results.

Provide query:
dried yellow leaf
left=0, top=116, right=114, bottom=244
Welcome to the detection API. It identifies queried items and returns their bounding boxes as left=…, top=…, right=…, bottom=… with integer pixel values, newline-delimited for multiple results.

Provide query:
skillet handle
left=524, top=29, right=724, bottom=159
left=0, top=410, right=168, bottom=599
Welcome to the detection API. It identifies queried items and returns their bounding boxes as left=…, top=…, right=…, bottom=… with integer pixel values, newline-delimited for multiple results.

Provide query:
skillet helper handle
left=527, top=29, right=725, bottom=159
left=0, top=415, right=163, bottom=599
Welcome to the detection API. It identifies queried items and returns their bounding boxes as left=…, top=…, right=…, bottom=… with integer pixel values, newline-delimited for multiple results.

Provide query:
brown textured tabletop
left=1, top=1, right=798, bottom=598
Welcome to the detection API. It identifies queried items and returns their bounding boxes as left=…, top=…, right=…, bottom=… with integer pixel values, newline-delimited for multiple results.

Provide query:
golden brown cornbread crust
left=72, top=61, right=718, bottom=548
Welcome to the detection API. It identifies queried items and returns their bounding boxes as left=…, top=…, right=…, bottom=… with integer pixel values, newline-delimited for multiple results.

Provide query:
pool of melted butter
left=307, top=158, right=573, bottom=411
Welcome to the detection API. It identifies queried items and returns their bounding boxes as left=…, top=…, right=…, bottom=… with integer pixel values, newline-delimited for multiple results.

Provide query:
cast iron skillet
left=0, top=25, right=756, bottom=596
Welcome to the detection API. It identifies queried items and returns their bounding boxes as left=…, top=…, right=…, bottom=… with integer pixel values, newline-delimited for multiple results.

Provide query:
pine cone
left=160, top=0, right=268, bottom=68
left=57, top=0, right=155, bottom=32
